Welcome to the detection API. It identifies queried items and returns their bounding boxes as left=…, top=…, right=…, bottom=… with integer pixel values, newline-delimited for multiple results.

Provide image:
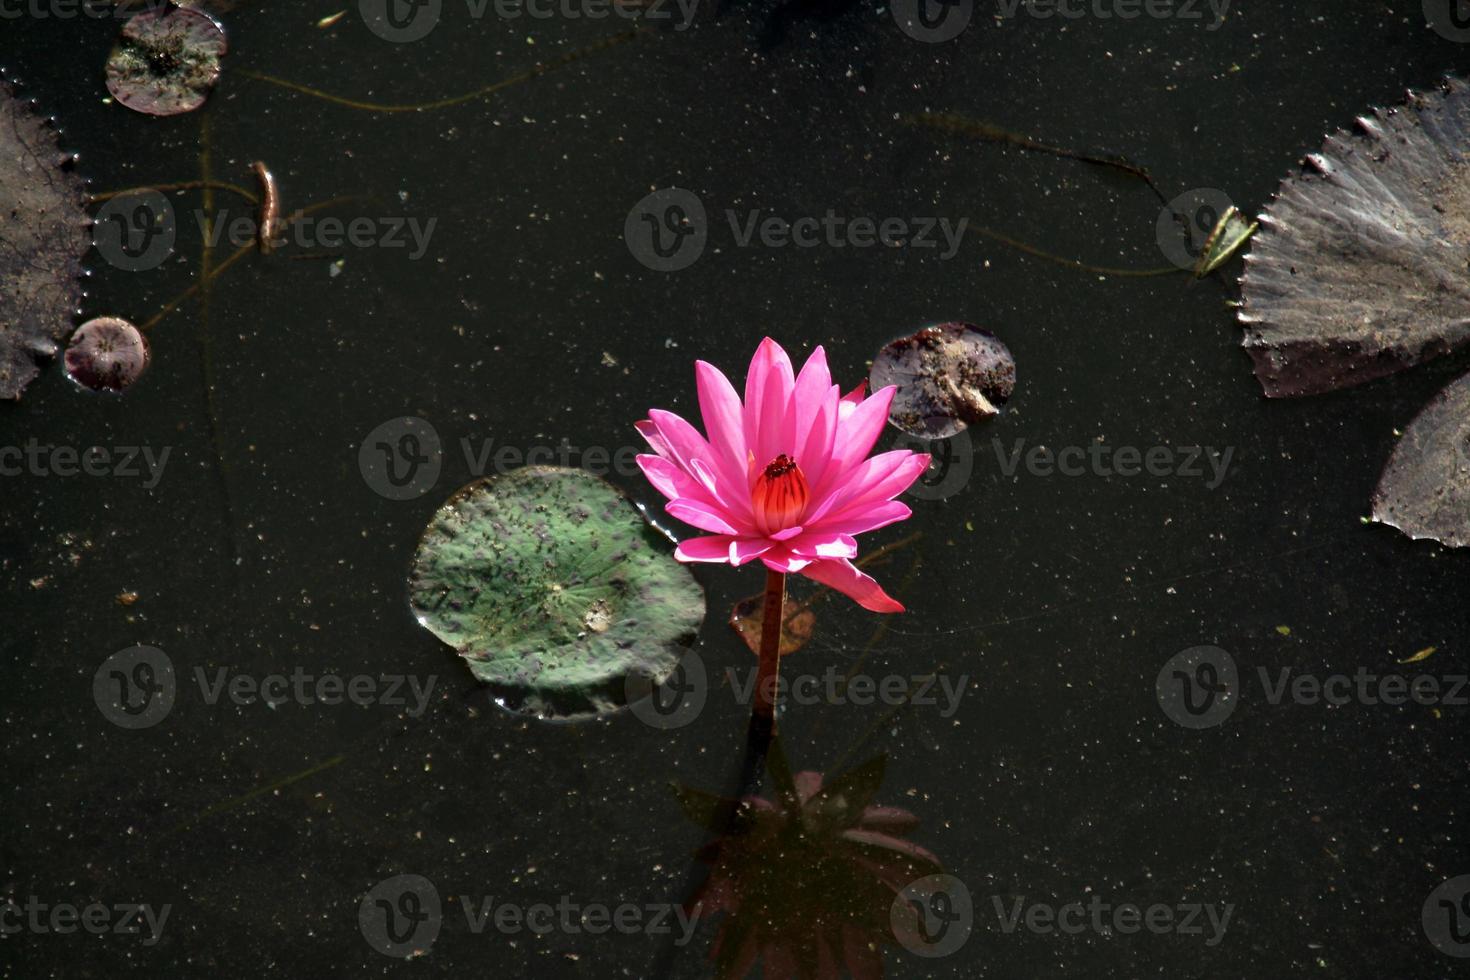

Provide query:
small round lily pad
left=105, top=5, right=228, bottom=117
left=408, top=466, right=706, bottom=720
left=64, top=316, right=150, bottom=392
left=870, top=322, right=1016, bottom=439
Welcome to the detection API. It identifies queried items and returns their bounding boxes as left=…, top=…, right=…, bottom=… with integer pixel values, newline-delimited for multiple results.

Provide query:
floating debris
left=63, top=317, right=150, bottom=392
left=1195, top=205, right=1257, bottom=278
left=105, top=5, right=228, bottom=116
left=1370, top=371, right=1470, bottom=548
left=408, top=466, right=705, bottom=720
left=870, top=322, right=1016, bottom=439
left=729, top=594, right=814, bottom=657
left=250, top=161, right=280, bottom=253
left=1239, top=77, right=1470, bottom=397
left=0, top=75, right=88, bottom=401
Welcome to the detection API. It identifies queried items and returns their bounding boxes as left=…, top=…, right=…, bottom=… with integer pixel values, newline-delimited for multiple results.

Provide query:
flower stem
left=753, top=569, right=786, bottom=734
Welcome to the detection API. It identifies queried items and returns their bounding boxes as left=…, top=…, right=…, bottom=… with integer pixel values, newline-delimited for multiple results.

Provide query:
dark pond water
left=3, top=2, right=1469, bottom=977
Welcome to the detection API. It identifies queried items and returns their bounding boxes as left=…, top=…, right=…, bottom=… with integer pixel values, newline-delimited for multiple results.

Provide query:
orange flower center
left=753, top=454, right=809, bottom=533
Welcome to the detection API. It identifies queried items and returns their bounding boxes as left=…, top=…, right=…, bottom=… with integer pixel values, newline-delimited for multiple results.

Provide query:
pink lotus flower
left=636, top=338, right=929, bottom=613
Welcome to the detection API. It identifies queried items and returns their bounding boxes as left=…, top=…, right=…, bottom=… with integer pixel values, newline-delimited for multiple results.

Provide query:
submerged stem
left=752, top=569, right=786, bottom=733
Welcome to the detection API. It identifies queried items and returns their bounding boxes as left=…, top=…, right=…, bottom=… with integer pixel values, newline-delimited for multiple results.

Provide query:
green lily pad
left=408, top=465, right=705, bottom=720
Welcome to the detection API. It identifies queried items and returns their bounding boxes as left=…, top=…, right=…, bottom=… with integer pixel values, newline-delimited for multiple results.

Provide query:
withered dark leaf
left=1371, top=371, right=1470, bottom=548
left=0, top=77, right=88, bottom=401
left=1238, top=77, right=1470, bottom=397
left=870, top=322, right=1016, bottom=439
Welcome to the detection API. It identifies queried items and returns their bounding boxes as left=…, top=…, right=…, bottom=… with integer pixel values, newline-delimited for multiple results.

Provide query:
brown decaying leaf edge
left=1238, top=76, right=1470, bottom=398
left=0, top=74, right=88, bottom=401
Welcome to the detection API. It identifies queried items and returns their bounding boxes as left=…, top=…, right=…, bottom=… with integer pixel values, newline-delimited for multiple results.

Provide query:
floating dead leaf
left=1195, top=205, right=1257, bottom=278
left=1371, top=371, right=1470, bottom=548
left=64, top=317, right=150, bottom=392
left=105, top=5, right=228, bottom=116
left=0, top=75, right=88, bottom=401
left=1238, top=77, right=1470, bottom=397
left=1398, top=646, right=1438, bottom=664
left=870, top=322, right=1016, bottom=439
left=729, top=594, right=814, bottom=657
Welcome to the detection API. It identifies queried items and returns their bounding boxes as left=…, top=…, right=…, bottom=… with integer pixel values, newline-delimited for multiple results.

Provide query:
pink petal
left=665, top=499, right=742, bottom=535
left=742, top=338, right=795, bottom=463
left=635, top=453, right=699, bottom=503
left=694, top=360, right=749, bottom=491
left=646, top=409, right=715, bottom=478
left=759, top=549, right=812, bottom=574
left=791, top=347, right=833, bottom=458
left=814, top=499, right=913, bottom=537
left=821, top=385, right=897, bottom=492
left=799, top=558, right=905, bottom=613
left=674, top=535, right=739, bottom=563
left=795, top=384, right=840, bottom=495
left=810, top=450, right=929, bottom=524
left=787, top=530, right=859, bottom=560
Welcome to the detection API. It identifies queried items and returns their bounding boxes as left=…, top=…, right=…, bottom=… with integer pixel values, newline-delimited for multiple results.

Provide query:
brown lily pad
left=64, top=316, right=150, bottom=393
left=1238, top=77, right=1470, bottom=397
left=729, top=594, right=815, bottom=657
left=0, top=76, right=88, bottom=401
left=1371, top=370, right=1470, bottom=548
left=105, top=5, right=228, bottom=117
left=870, top=322, right=1016, bottom=439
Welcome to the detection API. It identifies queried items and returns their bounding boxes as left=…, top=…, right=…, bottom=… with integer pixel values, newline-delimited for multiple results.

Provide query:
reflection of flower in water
left=679, top=756, right=943, bottom=978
